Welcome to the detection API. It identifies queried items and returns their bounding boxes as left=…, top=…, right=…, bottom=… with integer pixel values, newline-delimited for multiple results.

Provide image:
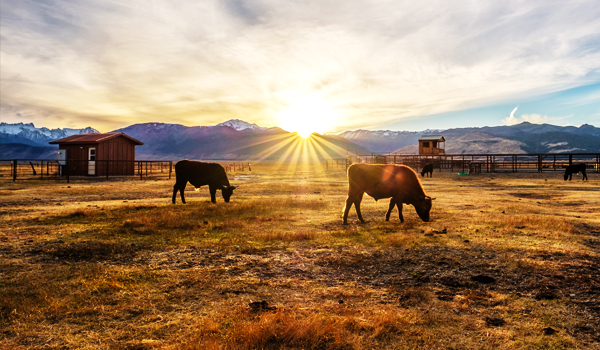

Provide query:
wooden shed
left=418, top=135, right=445, bottom=155
left=49, top=133, right=143, bottom=176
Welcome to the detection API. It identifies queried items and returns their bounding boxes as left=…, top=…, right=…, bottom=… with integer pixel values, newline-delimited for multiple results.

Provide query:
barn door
left=88, top=148, right=96, bottom=175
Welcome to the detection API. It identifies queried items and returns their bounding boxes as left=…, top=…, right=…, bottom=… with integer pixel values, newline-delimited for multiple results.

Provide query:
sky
left=1, top=0, right=600, bottom=133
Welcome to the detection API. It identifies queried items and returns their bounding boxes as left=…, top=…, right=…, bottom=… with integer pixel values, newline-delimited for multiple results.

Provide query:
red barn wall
left=96, top=137, right=136, bottom=176
left=58, top=135, right=138, bottom=176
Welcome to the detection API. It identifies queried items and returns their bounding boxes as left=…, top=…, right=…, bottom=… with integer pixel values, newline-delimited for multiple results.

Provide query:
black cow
left=564, top=163, right=587, bottom=181
left=172, top=160, right=237, bottom=204
left=421, top=163, right=434, bottom=178
left=343, top=164, right=433, bottom=224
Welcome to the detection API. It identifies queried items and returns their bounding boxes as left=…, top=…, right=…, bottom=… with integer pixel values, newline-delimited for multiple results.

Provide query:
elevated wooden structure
left=418, top=135, right=445, bottom=155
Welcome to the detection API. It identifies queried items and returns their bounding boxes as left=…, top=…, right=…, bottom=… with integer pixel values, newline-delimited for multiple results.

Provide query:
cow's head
left=563, top=173, right=569, bottom=181
left=221, top=185, right=237, bottom=202
left=414, top=196, right=433, bottom=222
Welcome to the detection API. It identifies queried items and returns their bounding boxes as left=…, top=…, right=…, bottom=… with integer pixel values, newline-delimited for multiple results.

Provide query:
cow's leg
left=354, top=193, right=365, bottom=224
left=179, top=182, right=187, bottom=204
left=343, top=196, right=355, bottom=225
left=583, top=170, right=588, bottom=181
left=172, top=184, right=178, bottom=204
left=173, top=181, right=186, bottom=204
left=209, top=185, right=217, bottom=203
left=385, top=198, right=395, bottom=221
left=394, top=197, right=404, bottom=223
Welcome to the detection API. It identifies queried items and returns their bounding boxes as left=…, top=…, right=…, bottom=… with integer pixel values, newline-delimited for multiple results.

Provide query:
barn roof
left=49, top=132, right=144, bottom=145
left=418, top=135, right=445, bottom=142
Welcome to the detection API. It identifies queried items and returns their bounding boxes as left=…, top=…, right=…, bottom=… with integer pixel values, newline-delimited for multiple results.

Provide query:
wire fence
left=326, top=153, right=600, bottom=174
left=0, top=159, right=252, bottom=182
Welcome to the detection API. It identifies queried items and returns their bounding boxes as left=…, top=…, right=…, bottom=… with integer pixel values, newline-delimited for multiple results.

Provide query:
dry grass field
left=1, top=163, right=599, bottom=349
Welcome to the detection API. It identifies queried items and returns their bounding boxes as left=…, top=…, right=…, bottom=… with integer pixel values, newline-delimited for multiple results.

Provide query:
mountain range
left=1, top=119, right=598, bottom=160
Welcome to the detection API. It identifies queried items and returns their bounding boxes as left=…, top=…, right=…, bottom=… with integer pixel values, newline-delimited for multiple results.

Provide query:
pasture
left=1, top=164, right=599, bottom=349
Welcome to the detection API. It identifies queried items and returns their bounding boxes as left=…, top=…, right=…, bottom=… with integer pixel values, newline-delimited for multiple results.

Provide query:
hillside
left=339, top=122, right=600, bottom=155
left=1, top=120, right=598, bottom=159
left=114, top=123, right=371, bottom=160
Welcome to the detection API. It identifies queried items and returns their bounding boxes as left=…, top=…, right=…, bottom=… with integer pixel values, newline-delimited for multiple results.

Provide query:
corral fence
left=326, top=153, right=600, bottom=174
left=0, top=159, right=173, bottom=182
left=223, top=162, right=251, bottom=172
left=0, top=159, right=251, bottom=182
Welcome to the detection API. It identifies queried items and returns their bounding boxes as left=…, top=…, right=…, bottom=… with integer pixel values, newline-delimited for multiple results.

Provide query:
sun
left=278, top=95, right=340, bottom=138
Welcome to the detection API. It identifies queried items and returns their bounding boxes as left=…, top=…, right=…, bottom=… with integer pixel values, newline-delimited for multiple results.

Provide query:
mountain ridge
left=1, top=120, right=598, bottom=159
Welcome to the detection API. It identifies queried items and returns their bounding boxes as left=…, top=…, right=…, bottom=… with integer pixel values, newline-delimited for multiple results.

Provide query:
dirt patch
left=508, top=192, right=563, bottom=200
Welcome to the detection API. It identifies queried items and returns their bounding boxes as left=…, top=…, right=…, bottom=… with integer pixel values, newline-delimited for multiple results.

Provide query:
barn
left=418, top=135, right=445, bottom=155
left=49, top=133, right=144, bottom=176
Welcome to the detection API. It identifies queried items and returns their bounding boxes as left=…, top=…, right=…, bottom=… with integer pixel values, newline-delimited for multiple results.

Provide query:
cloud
left=502, top=106, right=520, bottom=125
left=504, top=113, right=551, bottom=125
left=1, top=0, right=600, bottom=131
left=502, top=105, right=572, bottom=126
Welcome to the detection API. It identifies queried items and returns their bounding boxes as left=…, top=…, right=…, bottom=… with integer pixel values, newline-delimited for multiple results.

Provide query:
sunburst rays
left=244, top=132, right=350, bottom=171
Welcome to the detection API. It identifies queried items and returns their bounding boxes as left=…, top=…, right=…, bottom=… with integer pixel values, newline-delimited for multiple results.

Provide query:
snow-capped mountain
left=333, top=122, right=600, bottom=154
left=1, top=119, right=598, bottom=159
left=334, top=129, right=427, bottom=153
left=216, top=119, right=270, bottom=131
left=113, top=121, right=370, bottom=160
left=1, top=122, right=98, bottom=146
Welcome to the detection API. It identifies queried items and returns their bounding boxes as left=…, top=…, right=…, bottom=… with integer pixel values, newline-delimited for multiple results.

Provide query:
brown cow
left=343, top=164, right=432, bottom=225
left=172, top=160, right=236, bottom=204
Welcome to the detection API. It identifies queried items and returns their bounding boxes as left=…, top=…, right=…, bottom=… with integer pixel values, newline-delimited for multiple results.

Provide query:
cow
left=564, top=163, right=588, bottom=181
left=421, top=163, right=434, bottom=178
left=172, top=160, right=237, bottom=204
left=342, top=164, right=433, bottom=225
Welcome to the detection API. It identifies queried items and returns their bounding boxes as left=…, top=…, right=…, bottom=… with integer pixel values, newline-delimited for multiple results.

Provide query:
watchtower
left=418, top=135, right=445, bottom=155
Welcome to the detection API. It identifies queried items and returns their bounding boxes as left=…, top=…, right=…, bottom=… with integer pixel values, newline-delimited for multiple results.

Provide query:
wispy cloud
left=2, top=0, right=600, bottom=131
left=502, top=106, right=573, bottom=126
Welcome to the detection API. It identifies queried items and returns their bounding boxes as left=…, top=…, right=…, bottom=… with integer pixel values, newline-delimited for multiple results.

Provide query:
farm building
left=418, top=135, right=445, bottom=155
left=49, top=133, right=144, bottom=176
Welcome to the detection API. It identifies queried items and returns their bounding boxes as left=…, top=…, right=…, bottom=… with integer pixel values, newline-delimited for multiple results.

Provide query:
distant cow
left=343, top=164, right=433, bottom=225
left=172, top=160, right=237, bottom=204
left=564, top=163, right=588, bottom=181
left=421, top=163, right=434, bottom=178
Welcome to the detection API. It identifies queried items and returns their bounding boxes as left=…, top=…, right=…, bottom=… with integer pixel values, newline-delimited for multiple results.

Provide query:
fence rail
left=0, top=159, right=174, bottom=182
left=326, top=153, right=600, bottom=173
left=0, top=159, right=253, bottom=182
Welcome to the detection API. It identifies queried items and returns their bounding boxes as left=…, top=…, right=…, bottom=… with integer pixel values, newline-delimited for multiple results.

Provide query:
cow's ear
left=230, top=186, right=238, bottom=190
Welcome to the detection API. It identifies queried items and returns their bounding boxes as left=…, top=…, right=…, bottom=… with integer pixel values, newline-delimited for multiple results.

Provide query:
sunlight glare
left=279, top=95, right=340, bottom=138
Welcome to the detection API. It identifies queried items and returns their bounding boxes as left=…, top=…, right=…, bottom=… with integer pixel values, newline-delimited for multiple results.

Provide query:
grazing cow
left=343, top=164, right=433, bottom=225
left=421, top=163, right=434, bottom=178
left=172, top=160, right=236, bottom=204
left=564, top=163, right=588, bottom=181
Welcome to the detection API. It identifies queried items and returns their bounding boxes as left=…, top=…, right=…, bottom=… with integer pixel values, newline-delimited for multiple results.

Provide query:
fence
left=223, top=162, right=251, bottom=172
left=328, top=153, right=600, bottom=173
left=0, top=159, right=254, bottom=182
left=0, top=159, right=173, bottom=182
